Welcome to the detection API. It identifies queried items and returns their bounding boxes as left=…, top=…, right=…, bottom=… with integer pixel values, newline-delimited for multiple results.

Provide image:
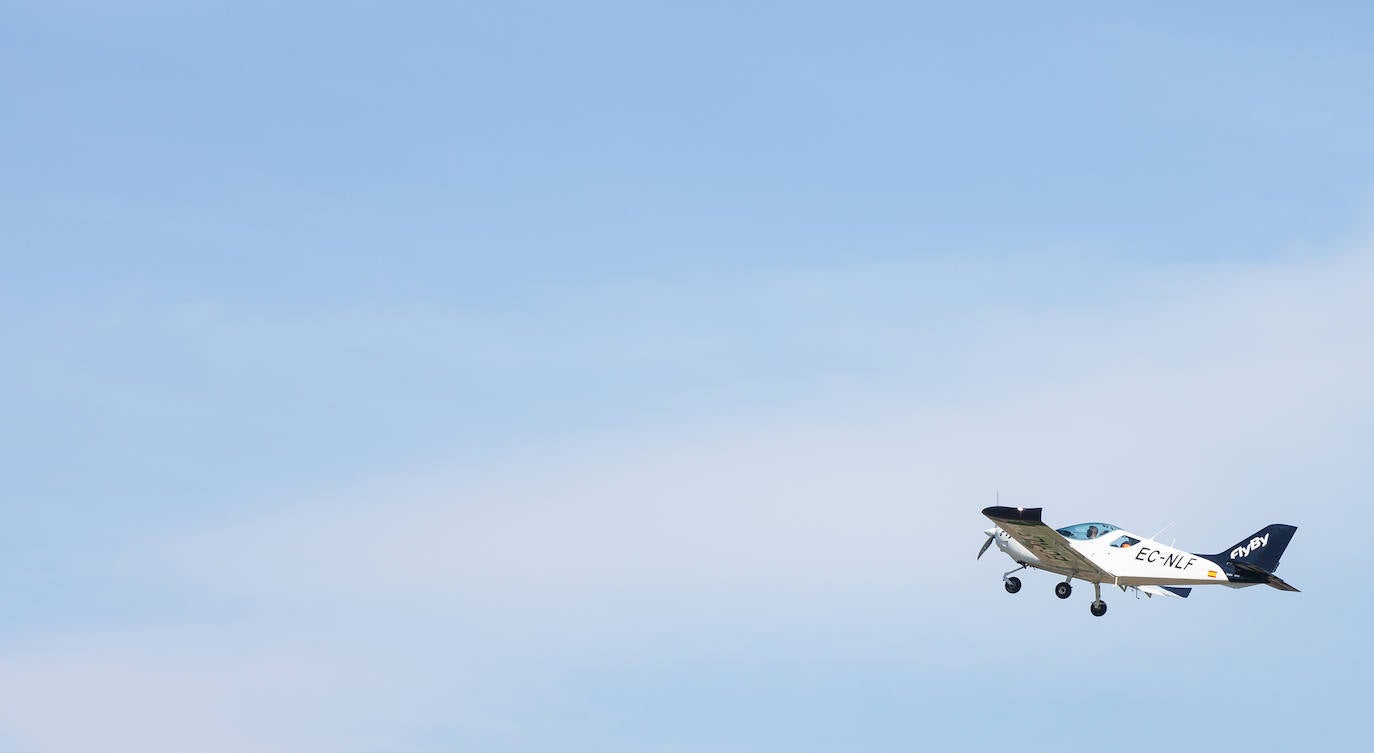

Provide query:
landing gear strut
left=1054, top=580, right=1072, bottom=599
left=1090, top=581, right=1107, bottom=617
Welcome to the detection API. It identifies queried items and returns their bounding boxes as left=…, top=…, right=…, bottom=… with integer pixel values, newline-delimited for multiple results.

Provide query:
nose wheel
left=1054, top=581, right=1072, bottom=599
left=1001, top=565, right=1026, bottom=594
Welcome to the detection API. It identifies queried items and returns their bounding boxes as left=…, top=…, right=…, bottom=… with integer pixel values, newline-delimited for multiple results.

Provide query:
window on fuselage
left=1055, top=522, right=1121, bottom=540
left=1109, top=535, right=1140, bottom=548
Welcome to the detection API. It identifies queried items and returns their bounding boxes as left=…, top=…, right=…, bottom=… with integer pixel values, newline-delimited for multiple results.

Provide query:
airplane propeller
left=977, top=532, right=995, bottom=560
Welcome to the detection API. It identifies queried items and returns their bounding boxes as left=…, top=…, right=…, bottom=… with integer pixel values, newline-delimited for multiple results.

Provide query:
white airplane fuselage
left=984, top=526, right=1246, bottom=588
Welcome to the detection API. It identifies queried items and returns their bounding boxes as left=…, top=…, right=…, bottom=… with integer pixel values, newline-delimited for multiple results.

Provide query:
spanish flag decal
left=1208, top=570, right=1218, bottom=578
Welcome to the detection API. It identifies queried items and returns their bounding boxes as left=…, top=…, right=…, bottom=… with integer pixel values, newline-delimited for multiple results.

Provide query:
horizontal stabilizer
left=1232, top=561, right=1300, bottom=592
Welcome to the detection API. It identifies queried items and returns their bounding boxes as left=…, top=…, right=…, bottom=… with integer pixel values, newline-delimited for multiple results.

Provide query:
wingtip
left=982, top=506, right=1043, bottom=524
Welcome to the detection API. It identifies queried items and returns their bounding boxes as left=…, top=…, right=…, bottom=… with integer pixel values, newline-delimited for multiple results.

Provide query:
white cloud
left=4, top=241, right=1373, bottom=750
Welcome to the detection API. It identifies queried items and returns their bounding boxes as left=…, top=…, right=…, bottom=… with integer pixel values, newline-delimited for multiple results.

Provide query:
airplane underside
left=1001, top=561, right=1262, bottom=610
left=1014, top=560, right=1252, bottom=589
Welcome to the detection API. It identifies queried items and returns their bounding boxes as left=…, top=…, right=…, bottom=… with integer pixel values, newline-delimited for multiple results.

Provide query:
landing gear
left=1002, top=565, right=1026, bottom=594
left=1089, top=581, right=1107, bottom=617
left=1054, top=581, right=1073, bottom=599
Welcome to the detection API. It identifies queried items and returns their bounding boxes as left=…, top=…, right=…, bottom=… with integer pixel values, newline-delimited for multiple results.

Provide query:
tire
left=1054, top=581, right=1072, bottom=599
left=1090, top=600, right=1107, bottom=617
left=1004, top=576, right=1022, bottom=594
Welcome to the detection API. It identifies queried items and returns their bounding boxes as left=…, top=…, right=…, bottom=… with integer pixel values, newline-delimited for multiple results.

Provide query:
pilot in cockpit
left=1086, top=525, right=1099, bottom=539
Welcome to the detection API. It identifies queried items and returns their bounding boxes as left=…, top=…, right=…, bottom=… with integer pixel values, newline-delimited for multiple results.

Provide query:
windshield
left=1055, top=522, right=1120, bottom=540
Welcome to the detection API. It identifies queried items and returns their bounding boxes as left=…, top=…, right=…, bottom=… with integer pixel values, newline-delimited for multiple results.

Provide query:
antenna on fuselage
left=1149, top=521, right=1174, bottom=541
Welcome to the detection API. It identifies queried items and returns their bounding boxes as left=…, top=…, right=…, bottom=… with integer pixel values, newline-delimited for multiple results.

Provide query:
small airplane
left=978, top=505, right=1298, bottom=617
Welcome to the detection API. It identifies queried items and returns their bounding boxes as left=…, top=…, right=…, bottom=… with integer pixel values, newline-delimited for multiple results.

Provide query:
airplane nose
left=984, top=527, right=997, bottom=538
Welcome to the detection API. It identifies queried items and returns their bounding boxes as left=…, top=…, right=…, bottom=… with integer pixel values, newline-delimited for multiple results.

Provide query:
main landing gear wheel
left=1090, top=600, right=1108, bottom=617
left=1004, top=577, right=1022, bottom=594
left=1054, top=581, right=1072, bottom=599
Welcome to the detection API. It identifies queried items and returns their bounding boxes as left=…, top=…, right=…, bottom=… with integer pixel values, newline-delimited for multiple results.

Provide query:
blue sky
left=4, top=2, right=1374, bottom=751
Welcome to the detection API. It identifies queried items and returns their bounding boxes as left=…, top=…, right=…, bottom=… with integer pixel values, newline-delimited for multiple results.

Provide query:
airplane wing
left=1135, top=585, right=1191, bottom=599
left=982, top=506, right=1111, bottom=579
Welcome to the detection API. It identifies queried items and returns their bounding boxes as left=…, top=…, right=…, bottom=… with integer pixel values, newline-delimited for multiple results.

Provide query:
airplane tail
left=1201, top=523, right=1299, bottom=592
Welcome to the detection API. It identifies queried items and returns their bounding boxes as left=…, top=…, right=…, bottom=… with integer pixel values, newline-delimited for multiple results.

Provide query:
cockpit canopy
left=1055, top=522, right=1120, bottom=540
